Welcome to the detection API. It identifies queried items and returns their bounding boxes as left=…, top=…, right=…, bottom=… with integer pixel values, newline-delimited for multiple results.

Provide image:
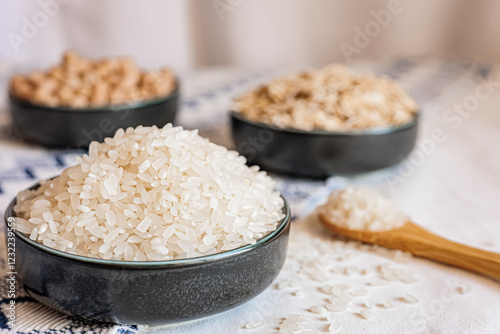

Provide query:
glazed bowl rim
left=8, top=84, right=180, bottom=114
left=4, top=182, right=290, bottom=269
left=230, top=110, right=419, bottom=136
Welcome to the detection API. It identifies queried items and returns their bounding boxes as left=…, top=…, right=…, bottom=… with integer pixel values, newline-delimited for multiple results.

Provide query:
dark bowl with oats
left=230, top=111, right=419, bottom=178
left=230, top=65, right=420, bottom=178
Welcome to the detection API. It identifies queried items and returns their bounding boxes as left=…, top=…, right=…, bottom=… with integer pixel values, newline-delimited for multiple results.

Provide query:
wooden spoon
left=319, top=212, right=500, bottom=279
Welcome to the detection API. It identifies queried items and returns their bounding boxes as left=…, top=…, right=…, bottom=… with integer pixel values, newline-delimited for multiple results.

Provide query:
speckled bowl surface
left=9, top=85, right=179, bottom=149
left=4, top=182, right=290, bottom=325
left=230, top=111, right=419, bottom=178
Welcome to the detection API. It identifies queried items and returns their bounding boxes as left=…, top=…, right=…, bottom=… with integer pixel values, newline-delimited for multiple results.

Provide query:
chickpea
left=9, top=52, right=176, bottom=108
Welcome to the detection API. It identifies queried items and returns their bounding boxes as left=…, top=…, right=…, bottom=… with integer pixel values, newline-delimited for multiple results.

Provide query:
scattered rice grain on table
left=326, top=296, right=351, bottom=312
left=380, top=300, right=394, bottom=309
left=329, top=320, right=341, bottom=331
left=403, top=294, right=419, bottom=304
left=457, top=284, right=471, bottom=295
left=257, top=213, right=425, bottom=332
left=364, top=301, right=375, bottom=309
left=244, top=320, right=264, bottom=329
left=359, top=309, right=372, bottom=320
left=279, top=314, right=311, bottom=333
left=350, top=289, right=369, bottom=297
left=310, top=305, right=326, bottom=314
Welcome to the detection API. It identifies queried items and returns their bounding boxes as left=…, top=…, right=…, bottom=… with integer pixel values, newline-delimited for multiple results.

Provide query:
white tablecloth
left=0, top=59, right=499, bottom=334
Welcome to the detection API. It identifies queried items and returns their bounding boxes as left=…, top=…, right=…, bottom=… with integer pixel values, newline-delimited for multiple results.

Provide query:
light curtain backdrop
left=1, top=0, right=499, bottom=70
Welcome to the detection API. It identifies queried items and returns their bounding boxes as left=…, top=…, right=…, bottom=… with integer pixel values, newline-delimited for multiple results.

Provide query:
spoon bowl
left=319, top=212, right=500, bottom=280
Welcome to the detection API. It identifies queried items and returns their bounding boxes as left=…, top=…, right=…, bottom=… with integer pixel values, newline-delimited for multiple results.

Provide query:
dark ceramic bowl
left=4, top=183, right=290, bottom=325
left=230, top=111, right=419, bottom=178
left=9, top=86, right=179, bottom=149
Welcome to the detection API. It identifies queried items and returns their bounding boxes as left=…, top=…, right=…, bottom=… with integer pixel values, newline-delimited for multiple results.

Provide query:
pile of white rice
left=318, top=187, right=407, bottom=231
left=13, top=124, right=285, bottom=261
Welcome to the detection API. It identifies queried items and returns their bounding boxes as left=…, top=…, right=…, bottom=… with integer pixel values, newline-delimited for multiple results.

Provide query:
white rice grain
left=379, top=300, right=393, bottom=309
left=244, top=320, right=264, bottom=329
left=329, top=320, right=341, bottom=331
left=326, top=296, right=351, bottom=312
left=364, top=301, right=375, bottom=309
left=310, top=306, right=326, bottom=314
left=403, top=294, right=419, bottom=304
left=350, top=289, right=369, bottom=297
left=457, top=284, right=471, bottom=295
left=359, top=309, right=372, bottom=319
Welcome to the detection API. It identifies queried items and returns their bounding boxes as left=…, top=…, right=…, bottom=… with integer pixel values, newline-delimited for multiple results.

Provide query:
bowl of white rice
left=4, top=124, right=290, bottom=324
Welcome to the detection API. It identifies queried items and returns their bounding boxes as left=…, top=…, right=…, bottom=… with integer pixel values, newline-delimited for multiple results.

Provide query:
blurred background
left=1, top=0, right=500, bottom=70
left=1, top=2, right=500, bottom=333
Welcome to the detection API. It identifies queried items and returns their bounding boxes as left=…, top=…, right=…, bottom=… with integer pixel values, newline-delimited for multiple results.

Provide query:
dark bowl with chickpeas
left=9, top=90, right=179, bottom=149
left=8, top=52, right=179, bottom=149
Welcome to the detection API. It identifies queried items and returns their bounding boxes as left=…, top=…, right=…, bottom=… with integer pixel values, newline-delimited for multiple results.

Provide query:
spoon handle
left=386, top=223, right=500, bottom=279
